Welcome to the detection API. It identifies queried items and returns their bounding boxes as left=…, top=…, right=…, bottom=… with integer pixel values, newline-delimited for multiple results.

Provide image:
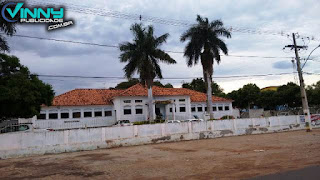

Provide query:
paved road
left=250, top=165, right=320, bottom=180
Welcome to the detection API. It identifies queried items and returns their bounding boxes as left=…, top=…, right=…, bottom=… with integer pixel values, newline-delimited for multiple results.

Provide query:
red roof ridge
left=50, top=84, right=232, bottom=107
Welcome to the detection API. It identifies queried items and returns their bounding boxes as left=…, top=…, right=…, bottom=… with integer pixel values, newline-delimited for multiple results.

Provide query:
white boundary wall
left=1, top=115, right=317, bottom=159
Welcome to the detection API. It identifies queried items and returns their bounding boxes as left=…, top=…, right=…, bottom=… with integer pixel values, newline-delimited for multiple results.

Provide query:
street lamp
left=302, top=44, right=320, bottom=69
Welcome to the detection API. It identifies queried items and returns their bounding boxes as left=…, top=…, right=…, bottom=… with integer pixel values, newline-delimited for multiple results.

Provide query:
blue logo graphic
left=1, top=2, right=19, bottom=22
left=1, top=2, right=73, bottom=31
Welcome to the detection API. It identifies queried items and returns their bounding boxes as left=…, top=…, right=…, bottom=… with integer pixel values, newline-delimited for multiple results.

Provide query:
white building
left=39, top=84, right=234, bottom=128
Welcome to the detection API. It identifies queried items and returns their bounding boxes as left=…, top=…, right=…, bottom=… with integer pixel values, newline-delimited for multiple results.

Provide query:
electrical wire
left=27, top=0, right=319, bottom=40
left=35, top=72, right=310, bottom=80
left=4, top=33, right=294, bottom=59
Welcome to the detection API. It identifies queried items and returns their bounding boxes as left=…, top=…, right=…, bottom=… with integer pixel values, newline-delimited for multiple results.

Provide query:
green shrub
left=133, top=119, right=165, bottom=125
left=133, top=121, right=150, bottom=125
left=220, top=115, right=235, bottom=120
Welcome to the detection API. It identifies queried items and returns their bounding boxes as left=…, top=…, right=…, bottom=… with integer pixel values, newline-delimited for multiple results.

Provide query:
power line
left=5, top=33, right=293, bottom=59
left=35, top=72, right=314, bottom=80
left=28, top=0, right=319, bottom=40
left=8, top=34, right=118, bottom=48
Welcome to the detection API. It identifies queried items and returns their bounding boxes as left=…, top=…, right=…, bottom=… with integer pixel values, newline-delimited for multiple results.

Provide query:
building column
left=58, top=109, right=61, bottom=119
left=45, top=110, right=49, bottom=120
left=69, top=110, right=72, bottom=119
left=81, top=109, right=84, bottom=119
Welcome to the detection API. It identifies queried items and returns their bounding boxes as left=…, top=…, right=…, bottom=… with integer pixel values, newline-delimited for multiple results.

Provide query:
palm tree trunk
left=206, top=71, right=214, bottom=119
left=146, top=79, right=154, bottom=122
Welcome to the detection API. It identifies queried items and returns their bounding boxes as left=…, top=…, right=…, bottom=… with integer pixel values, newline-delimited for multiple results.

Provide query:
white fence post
left=102, top=128, right=106, bottom=142
left=252, top=118, right=255, bottom=127
left=161, top=123, right=166, bottom=136
left=63, top=130, right=69, bottom=145
left=134, top=125, right=138, bottom=137
left=188, top=122, right=192, bottom=134
left=266, top=117, right=270, bottom=127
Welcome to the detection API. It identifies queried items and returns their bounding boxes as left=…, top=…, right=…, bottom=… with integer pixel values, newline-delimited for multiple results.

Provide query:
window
left=135, top=106, right=143, bottom=114
left=136, top=109, right=143, bottom=114
left=37, top=113, right=46, bottom=119
left=49, top=113, right=58, bottom=119
left=213, top=106, right=217, bottom=111
left=73, top=112, right=81, bottom=118
left=135, top=109, right=143, bottom=114
left=135, top=100, right=143, bottom=103
left=60, top=110, right=69, bottom=119
left=61, top=113, right=69, bottom=119
left=124, top=106, right=131, bottom=115
left=205, top=107, right=208, bottom=111
left=94, top=111, right=102, bottom=117
left=180, top=106, right=186, bottom=112
left=191, top=107, right=196, bottom=112
left=197, top=106, right=203, bottom=112
left=105, top=110, right=112, bottom=116
left=169, top=107, right=176, bottom=112
left=218, top=106, right=223, bottom=111
left=225, top=106, right=230, bottom=111
left=123, top=100, right=131, bottom=103
left=124, top=109, right=131, bottom=115
left=179, top=99, right=185, bottom=102
left=84, top=111, right=92, bottom=117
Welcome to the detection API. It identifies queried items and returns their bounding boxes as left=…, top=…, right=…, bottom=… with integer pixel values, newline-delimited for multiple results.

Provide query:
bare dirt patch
left=0, top=129, right=320, bottom=179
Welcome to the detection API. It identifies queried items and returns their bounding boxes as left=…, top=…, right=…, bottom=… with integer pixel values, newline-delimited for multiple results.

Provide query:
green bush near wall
left=133, top=119, right=166, bottom=125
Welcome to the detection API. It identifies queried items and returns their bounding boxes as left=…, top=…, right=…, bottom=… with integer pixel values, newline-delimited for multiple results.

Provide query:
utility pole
left=284, top=33, right=312, bottom=132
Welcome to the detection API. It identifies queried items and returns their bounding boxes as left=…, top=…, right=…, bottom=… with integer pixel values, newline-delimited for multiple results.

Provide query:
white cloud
left=5, top=0, right=320, bottom=94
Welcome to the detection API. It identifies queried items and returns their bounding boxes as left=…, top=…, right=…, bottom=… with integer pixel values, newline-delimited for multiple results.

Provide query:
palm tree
left=119, top=23, right=176, bottom=122
left=180, top=15, right=231, bottom=119
left=0, top=1, right=17, bottom=52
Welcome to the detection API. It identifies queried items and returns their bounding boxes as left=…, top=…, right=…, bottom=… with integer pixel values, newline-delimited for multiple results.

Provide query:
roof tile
left=51, top=84, right=232, bottom=106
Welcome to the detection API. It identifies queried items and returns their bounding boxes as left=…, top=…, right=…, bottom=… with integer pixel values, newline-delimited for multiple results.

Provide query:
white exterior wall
left=191, top=102, right=233, bottom=119
left=38, top=105, right=116, bottom=129
left=39, top=96, right=233, bottom=128
left=1, top=115, right=314, bottom=159
left=155, top=95, right=192, bottom=120
left=113, top=96, right=149, bottom=122
left=113, top=95, right=192, bottom=122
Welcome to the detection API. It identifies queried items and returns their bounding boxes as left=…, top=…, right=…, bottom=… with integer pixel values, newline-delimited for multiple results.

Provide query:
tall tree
left=227, top=83, right=260, bottom=109
left=119, top=23, right=176, bottom=121
left=307, top=81, right=320, bottom=106
left=180, top=15, right=231, bottom=119
left=113, top=79, right=173, bottom=90
left=182, top=78, right=224, bottom=96
left=114, top=78, right=140, bottom=89
left=0, top=54, right=54, bottom=119
left=0, top=1, right=18, bottom=52
left=276, top=82, right=301, bottom=108
left=257, top=90, right=277, bottom=110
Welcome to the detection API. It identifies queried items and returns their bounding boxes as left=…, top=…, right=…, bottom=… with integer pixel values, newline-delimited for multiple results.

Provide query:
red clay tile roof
left=118, top=84, right=232, bottom=103
left=52, top=89, right=124, bottom=106
left=51, top=84, right=232, bottom=106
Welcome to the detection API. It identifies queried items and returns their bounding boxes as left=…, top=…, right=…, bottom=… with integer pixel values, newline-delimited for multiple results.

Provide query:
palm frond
left=119, top=23, right=176, bottom=81
left=0, top=35, right=9, bottom=52
left=181, top=15, right=231, bottom=68
left=155, top=33, right=169, bottom=46
left=154, top=49, right=176, bottom=64
left=214, top=28, right=232, bottom=38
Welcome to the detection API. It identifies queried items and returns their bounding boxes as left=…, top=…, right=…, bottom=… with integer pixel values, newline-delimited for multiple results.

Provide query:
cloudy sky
left=6, top=0, right=320, bottom=95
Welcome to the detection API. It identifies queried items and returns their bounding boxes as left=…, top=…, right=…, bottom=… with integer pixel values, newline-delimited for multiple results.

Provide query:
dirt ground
left=0, top=129, right=320, bottom=180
